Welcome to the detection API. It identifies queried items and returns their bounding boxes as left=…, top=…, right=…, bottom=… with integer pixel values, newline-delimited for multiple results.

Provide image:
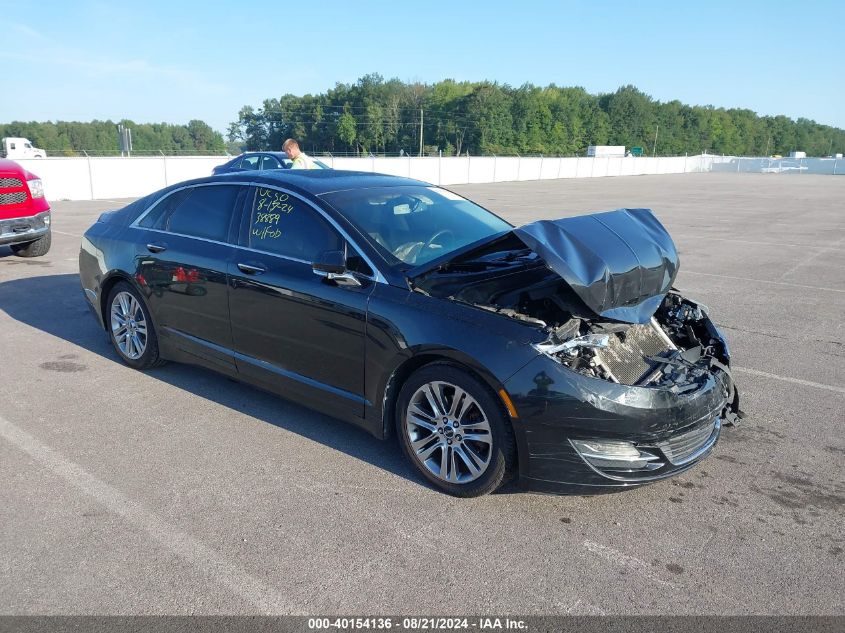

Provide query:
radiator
left=593, top=319, right=675, bottom=385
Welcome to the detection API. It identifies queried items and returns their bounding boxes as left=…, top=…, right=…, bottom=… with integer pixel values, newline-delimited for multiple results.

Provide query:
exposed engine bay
left=532, top=294, right=728, bottom=393
left=411, top=234, right=733, bottom=396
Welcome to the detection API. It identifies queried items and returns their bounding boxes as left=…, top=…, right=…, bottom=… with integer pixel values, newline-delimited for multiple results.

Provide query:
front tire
left=11, top=229, right=51, bottom=257
left=396, top=363, right=516, bottom=497
left=106, top=282, right=164, bottom=369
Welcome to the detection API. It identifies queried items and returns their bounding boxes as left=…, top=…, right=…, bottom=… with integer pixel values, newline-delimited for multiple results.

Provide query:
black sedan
left=211, top=152, right=329, bottom=175
left=79, top=170, right=741, bottom=497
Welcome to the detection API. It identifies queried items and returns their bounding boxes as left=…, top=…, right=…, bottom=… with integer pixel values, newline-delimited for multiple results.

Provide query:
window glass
left=320, top=185, right=512, bottom=267
left=261, top=155, right=282, bottom=170
left=143, top=185, right=241, bottom=242
left=139, top=188, right=192, bottom=228
left=248, top=187, right=342, bottom=261
left=240, top=155, right=260, bottom=170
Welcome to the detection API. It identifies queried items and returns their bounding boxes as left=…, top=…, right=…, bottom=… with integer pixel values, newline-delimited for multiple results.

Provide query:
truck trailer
left=587, top=145, right=626, bottom=158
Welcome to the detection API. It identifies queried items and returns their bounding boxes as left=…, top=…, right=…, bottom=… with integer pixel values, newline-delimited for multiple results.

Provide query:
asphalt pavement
left=0, top=173, right=842, bottom=615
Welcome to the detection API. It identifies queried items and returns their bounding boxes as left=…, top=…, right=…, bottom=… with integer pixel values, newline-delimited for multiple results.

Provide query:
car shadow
left=0, top=272, right=521, bottom=495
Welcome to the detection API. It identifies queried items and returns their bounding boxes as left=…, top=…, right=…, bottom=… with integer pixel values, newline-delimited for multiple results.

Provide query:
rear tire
left=396, top=363, right=516, bottom=497
left=106, top=282, right=165, bottom=369
left=11, top=229, right=51, bottom=257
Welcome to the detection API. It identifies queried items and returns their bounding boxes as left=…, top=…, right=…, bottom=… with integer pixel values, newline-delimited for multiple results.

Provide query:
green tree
left=336, top=111, right=356, bottom=151
left=218, top=74, right=845, bottom=157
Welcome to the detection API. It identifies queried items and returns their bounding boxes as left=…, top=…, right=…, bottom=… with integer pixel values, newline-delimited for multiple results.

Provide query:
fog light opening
left=570, top=439, right=662, bottom=470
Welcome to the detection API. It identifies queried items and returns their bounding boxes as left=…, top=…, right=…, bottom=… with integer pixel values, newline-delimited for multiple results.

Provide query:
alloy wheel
left=110, top=291, right=148, bottom=360
left=404, top=381, right=493, bottom=484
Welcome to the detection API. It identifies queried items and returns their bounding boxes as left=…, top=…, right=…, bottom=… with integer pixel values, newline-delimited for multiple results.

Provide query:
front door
left=228, top=186, right=374, bottom=423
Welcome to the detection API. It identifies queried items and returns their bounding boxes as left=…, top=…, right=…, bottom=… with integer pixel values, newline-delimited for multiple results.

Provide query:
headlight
left=27, top=178, right=45, bottom=199
left=533, top=333, right=610, bottom=357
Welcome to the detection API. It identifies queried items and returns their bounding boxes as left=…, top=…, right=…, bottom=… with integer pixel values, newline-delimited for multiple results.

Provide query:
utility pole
left=419, top=108, right=424, bottom=157
left=764, top=137, right=770, bottom=157
left=652, top=124, right=659, bottom=157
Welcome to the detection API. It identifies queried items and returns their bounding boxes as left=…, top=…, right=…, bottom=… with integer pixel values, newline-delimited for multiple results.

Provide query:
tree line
left=3, top=76, right=842, bottom=158
left=0, top=119, right=225, bottom=155
left=227, top=74, right=845, bottom=157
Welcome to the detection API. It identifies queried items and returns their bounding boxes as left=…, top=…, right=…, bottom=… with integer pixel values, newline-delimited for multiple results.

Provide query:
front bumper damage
left=504, top=353, right=738, bottom=494
left=410, top=207, right=743, bottom=493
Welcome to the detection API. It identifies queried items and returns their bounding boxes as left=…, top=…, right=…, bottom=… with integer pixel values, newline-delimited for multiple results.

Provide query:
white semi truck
left=1, top=137, right=47, bottom=159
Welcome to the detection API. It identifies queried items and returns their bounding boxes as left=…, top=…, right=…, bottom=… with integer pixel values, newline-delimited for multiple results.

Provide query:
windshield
left=320, top=185, right=512, bottom=268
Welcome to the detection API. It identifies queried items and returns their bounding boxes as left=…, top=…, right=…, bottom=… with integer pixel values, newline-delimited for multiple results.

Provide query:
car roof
left=240, top=151, right=289, bottom=158
left=210, top=169, right=428, bottom=196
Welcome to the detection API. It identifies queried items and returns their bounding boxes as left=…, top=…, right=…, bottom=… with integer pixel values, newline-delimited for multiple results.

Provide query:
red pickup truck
left=0, top=158, right=51, bottom=257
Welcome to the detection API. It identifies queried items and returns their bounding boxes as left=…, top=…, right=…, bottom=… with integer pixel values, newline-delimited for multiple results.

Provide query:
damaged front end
left=534, top=294, right=738, bottom=405
left=532, top=292, right=742, bottom=423
left=410, top=208, right=742, bottom=491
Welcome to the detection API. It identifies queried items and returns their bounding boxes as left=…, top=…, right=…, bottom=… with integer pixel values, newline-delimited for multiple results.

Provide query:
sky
left=2, top=0, right=843, bottom=134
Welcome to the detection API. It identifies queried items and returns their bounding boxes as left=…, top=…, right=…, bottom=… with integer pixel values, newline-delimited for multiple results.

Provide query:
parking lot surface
left=1, top=173, right=843, bottom=615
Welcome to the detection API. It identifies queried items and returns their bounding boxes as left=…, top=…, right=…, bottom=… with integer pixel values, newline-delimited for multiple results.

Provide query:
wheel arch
left=98, top=271, right=145, bottom=332
left=380, top=348, right=512, bottom=441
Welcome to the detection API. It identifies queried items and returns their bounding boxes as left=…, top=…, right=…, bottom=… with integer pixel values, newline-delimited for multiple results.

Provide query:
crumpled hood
left=513, top=209, right=679, bottom=324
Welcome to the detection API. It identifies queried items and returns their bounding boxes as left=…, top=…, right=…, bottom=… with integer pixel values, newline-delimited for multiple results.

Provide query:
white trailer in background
left=587, top=145, right=626, bottom=157
left=789, top=151, right=807, bottom=159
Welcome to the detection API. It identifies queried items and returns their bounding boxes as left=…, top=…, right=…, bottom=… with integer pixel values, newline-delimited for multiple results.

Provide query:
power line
left=256, top=105, right=488, bottom=121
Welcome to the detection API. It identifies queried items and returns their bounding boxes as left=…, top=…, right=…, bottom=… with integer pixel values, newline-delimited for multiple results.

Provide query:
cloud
left=11, top=23, right=43, bottom=39
left=0, top=49, right=223, bottom=95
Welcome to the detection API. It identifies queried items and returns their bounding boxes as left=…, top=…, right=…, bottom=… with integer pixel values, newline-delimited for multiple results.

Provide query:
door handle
left=146, top=243, right=167, bottom=253
left=237, top=262, right=267, bottom=275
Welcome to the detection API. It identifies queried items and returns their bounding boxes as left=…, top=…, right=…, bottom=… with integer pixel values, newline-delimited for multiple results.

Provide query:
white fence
left=707, top=155, right=843, bottom=175
left=322, top=154, right=709, bottom=185
left=12, top=154, right=842, bottom=202
left=15, top=156, right=228, bottom=201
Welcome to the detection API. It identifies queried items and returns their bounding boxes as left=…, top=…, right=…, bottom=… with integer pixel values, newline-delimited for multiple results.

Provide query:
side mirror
left=312, top=250, right=346, bottom=274
left=312, top=250, right=362, bottom=287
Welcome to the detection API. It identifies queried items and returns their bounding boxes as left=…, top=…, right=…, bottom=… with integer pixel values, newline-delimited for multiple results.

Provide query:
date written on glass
left=256, top=188, right=295, bottom=214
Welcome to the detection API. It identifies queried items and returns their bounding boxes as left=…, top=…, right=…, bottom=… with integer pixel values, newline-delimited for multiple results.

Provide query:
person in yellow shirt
left=283, top=138, right=315, bottom=169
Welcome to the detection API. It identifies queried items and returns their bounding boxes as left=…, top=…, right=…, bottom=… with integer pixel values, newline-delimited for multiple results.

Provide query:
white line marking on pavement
left=582, top=540, right=677, bottom=588
left=681, top=270, right=845, bottom=294
left=733, top=367, right=845, bottom=395
left=778, top=235, right=845, bottom=280
left=52, top=230, right=82, bottom=238
left=0, top=414, right=293, bottom=614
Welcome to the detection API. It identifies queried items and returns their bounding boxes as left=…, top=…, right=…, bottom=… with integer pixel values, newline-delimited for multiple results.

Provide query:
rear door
left=228, top=186, right=375, bottom=422
left=132, top=183, right=248, bottom=372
